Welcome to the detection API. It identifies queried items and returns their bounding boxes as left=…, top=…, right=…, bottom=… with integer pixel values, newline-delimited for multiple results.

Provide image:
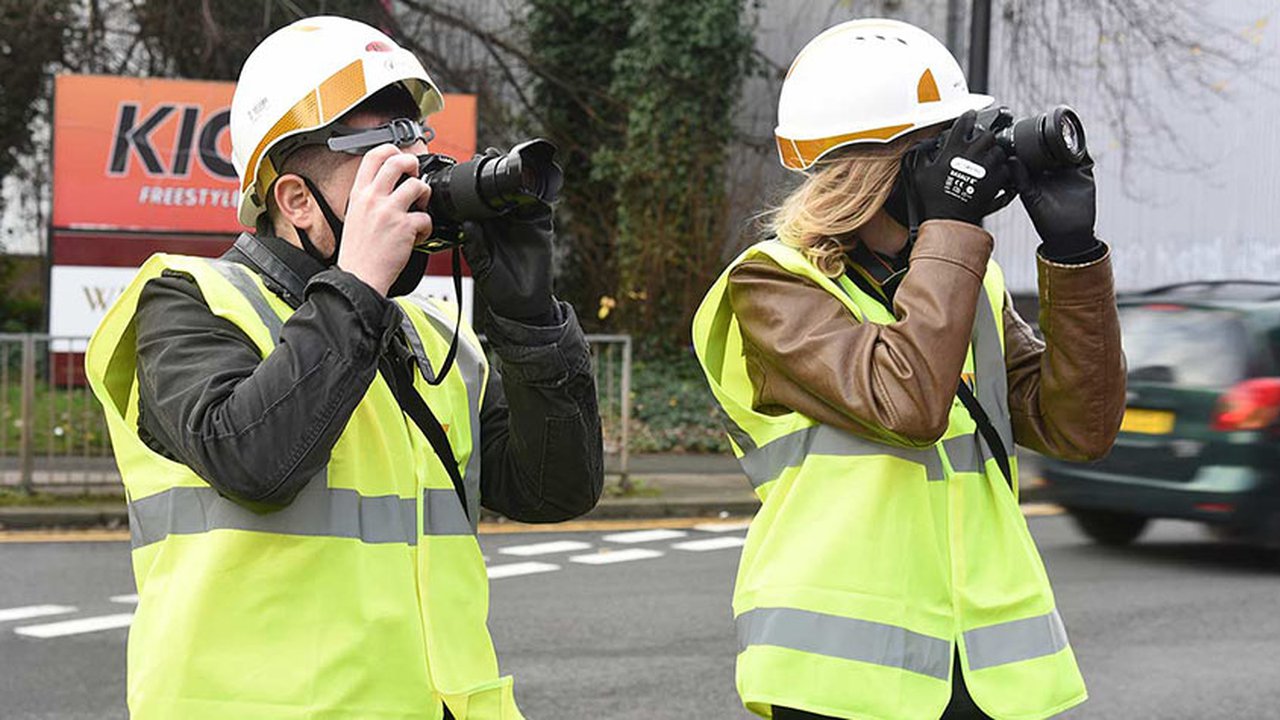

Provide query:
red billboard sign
left=52, top=74, right=476, bottom=234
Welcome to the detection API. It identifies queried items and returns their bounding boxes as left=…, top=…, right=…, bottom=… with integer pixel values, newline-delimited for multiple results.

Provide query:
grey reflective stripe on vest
left=208, top=260, right=284, bottom=344
left=128, top=479, right=428, bottom=549
left=963, top=609, right=1069, bottom=671
left=737, top=607, right=951, bottom=681
left=404, top=300, right=486, bottom=530
left=941, top=434, right=984, bottom=475
left=422, top=487, right=474, bottom=536
left=718, top=406, right=757, bottom=453
left=970, top=296, right=1015, bottom=465
left=738, top=424, right=945, bottom=488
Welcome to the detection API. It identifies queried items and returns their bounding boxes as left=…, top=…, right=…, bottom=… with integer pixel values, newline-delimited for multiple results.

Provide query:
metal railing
left=584, top=334, right=633, bottom=483
left=0, top=335, right=115, bottom=494
left=0, top=333, right=632, bottom=494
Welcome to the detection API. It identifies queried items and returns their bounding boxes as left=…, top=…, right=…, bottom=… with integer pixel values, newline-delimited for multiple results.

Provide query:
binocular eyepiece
left=976, top=105, right=1088, bottom=174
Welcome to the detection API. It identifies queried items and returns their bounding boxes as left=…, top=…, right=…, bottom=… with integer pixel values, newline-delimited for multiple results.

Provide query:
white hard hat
left=775, top=18, right=992, bottom=171
left=230, top=15, right=444, bottom=227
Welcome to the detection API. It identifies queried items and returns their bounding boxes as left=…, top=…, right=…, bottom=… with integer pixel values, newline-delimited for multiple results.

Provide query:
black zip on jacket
left=133, top=232, right=603, bottom=522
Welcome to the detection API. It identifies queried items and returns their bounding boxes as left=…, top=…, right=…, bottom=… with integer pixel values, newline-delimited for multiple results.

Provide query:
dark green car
left=1041, top=281, right=1280, bottom=548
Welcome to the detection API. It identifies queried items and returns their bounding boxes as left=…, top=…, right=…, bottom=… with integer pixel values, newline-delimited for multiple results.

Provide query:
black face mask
left=883, top=166, right=912, bottom=229
left=294, top=176, right=344, bottom=266
left=294, top=175, right=426, bottom=298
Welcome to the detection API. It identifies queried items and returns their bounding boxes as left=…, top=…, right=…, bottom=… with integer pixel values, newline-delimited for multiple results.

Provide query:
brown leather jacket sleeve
left=728, top=220, right=992, bottom=447
left=1004, top=249, right=1126, bottom=461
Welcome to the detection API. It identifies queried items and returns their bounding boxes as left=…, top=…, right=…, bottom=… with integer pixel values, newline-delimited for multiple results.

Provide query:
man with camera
left=85, top=16, right=600, bottom=720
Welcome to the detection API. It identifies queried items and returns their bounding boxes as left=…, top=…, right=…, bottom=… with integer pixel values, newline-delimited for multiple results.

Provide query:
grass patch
left=603, top=477, right=663, bottom=498
left=0, top=382, right=112, bottom=458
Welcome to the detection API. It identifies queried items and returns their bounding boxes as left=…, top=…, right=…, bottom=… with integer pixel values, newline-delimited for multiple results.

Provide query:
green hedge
left=629, top=354, right=728, bottom=454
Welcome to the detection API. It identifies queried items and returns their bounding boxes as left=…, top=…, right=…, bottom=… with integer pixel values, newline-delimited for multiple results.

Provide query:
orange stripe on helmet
left=778, top=122, right=915, bottom=170
left=242, top=59, right=367, bottom=197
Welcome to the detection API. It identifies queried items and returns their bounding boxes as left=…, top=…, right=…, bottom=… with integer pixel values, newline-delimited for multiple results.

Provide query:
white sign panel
left=49, top=266, right=137, bottom=350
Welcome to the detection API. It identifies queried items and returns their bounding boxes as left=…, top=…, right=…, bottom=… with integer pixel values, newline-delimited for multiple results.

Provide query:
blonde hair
left=768, top=133, right=923, bottom=277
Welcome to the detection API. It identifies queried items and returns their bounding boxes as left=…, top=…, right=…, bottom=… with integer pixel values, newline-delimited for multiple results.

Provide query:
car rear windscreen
left=1120, top=306, right=1249, bottom=387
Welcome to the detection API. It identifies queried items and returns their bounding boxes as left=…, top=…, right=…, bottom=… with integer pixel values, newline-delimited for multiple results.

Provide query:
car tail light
left=1212, top=378, right=1280, bottom=431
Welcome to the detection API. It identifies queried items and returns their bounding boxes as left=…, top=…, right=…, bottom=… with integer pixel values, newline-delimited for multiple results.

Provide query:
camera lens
left=1059, top=116, right=1080, bottom=156
left=416, top=139, right=564, bottom=247
left=1049, top=106, right=1086, bottom=164
left=1004, top=105, right=1088, bottom=174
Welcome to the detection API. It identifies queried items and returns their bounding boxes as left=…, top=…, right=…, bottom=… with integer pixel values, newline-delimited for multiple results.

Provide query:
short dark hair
left=259, top=83, right=421, bottom=234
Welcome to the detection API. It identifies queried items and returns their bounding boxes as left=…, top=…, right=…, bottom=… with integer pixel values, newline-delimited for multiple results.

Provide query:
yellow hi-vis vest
left=85, top=253, right=524, bottom=720
left=691, top=240, right=1086, bottom=720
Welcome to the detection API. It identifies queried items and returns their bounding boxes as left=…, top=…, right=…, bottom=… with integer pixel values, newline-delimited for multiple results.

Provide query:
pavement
left=0, top=453, right=1047, bottom=529
left=2, top=513, right=1278, bottom=719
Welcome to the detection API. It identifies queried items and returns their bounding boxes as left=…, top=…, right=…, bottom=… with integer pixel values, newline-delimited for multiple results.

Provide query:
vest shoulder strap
left=744, top=240, right=866, bottom=322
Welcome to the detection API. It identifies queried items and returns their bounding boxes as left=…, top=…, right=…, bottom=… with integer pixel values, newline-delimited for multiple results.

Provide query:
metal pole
left=19, top=335, right=35, bottom=494
left=967, top=0, right=992, bottom=94
left=619, top=336, right=632, bottom=491
left=946, top=0, right=966, bottom=63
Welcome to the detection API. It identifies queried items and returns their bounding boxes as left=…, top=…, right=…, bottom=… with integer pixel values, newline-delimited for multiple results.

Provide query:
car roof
left=1118, top=281, right=1280, bottom=313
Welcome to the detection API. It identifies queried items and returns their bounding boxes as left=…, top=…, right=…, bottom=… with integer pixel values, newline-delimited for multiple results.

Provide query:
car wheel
left=1067, top=508, right=1149, bottom=546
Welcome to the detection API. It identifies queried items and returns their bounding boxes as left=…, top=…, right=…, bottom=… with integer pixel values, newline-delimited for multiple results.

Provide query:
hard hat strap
left=326, top=118, right=434, bottom=155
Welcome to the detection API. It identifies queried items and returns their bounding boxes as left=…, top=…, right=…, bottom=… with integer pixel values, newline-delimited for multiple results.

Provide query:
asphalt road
left=1, top=514, right=1278, bottom=719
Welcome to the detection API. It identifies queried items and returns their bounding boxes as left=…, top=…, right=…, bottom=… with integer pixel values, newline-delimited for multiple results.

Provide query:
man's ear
left=272, top=174, right=314, bottom=229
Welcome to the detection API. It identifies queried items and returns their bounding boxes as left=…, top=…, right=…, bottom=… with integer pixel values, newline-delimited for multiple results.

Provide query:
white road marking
left=693, top=521, right=752, bottom=533
left=601, top=529, right=688, bottom=544
left=0, top=605, right=77, bottom=623
left=15, top=613, right=134, bottom=638
left=486, top=562, right=560, bottom=579
left=498, top=540, right=593, bottom=557
left=570, top=548, right=665, bottom=565
left=672, top=536, right=747, bottom=552
left=109, top=594, right=139, bottom=604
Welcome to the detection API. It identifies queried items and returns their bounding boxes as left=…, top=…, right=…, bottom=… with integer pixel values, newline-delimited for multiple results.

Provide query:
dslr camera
left=975, top=104, right=1088, bottom=174
left=414, top=139, right=564, bottom=250
left=321, top=119, right=564, bottom=251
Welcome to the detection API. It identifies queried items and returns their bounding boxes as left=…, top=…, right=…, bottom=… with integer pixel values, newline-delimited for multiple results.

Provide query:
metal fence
left=0, top=335, right=113, bottom=494
left=0, top=333, right=632, bottom=494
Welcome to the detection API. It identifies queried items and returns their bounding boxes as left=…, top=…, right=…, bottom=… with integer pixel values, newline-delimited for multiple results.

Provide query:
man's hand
left=1012, top=153, right=1098, bottom=261
left=461, top=200, right=556, bottom=324
left=337, top=144, right=432, bottom=296
left=908, top=110, right=1014, bottom=227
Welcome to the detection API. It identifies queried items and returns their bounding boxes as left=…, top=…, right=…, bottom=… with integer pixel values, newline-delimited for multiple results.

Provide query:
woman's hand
left=1011, top=153, right=1099, bottom=261
left=907, top=110, right=1014, bottom=226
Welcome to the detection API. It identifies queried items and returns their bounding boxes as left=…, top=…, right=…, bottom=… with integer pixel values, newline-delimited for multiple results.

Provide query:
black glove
left=460, top=199, right=556, bottom=325
left=906, top=110, right=1014, bottom=226
left=1011, top=154, right=1100, bottom=262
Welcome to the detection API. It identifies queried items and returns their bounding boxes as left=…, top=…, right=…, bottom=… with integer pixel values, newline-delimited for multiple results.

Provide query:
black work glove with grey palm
left=460, top=149, right=556, bottom=325
left=1010, top=152, right=1103, bottom=264
left=904, top=109, right=1016, bottom=227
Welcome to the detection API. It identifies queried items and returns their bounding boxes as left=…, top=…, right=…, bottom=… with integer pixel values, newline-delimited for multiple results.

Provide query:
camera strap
left=843, top=266, right=1013, bottom=489
left=385, top=331, right=470, bottom=524
left=420, top=247, right=464, bottom=387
